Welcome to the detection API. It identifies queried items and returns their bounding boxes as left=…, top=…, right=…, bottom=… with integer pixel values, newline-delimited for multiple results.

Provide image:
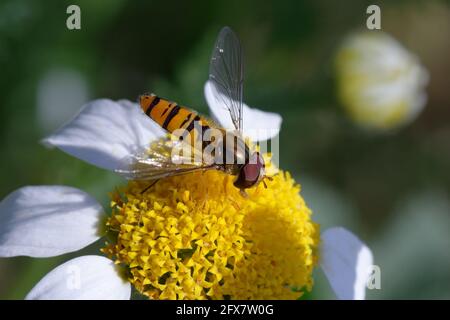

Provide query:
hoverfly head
left=234, top=152, right=266, bottom=191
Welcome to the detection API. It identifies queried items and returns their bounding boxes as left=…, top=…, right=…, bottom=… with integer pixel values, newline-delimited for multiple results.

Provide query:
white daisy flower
left=0, top=94, right=373, bottom=300
left=335, top=31, right=429, bottom=130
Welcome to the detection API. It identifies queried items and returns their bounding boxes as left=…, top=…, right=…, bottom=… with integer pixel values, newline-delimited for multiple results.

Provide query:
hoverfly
left=116, top=27, right=271, bottom=195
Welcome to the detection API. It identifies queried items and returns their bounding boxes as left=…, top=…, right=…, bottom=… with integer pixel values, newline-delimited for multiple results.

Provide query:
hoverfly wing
left=114, top=138, right=216, bottom=181
left=208, top=26, right=244, bottom=133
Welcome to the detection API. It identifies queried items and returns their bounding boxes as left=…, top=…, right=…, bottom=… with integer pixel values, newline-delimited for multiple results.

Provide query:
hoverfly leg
left=239, top=189, right=248, bottom=198
left=262, top=179, right=268, bottom=189
left=141, top=179, right=160, bottom=194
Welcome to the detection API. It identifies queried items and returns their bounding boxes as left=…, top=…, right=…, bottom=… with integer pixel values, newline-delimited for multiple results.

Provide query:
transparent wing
left=209, top=26, right=244, bottom=132
left=115, top=138, right=216, bottom=181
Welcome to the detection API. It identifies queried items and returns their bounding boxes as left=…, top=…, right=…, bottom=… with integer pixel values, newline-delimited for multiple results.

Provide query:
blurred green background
left=0, top=0, right=449, bottom=299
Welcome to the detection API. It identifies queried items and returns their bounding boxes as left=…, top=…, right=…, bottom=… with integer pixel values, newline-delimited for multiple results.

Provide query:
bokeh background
left=0, top=0, right=449, bottom=299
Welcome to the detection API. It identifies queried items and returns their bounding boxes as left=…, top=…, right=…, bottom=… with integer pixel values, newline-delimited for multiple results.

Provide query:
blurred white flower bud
left=335, top=31, right=429, bottom=130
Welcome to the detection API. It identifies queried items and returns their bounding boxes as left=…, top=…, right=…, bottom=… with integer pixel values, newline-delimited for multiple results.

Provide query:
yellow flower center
left=102, top=166, right=319, bottom=300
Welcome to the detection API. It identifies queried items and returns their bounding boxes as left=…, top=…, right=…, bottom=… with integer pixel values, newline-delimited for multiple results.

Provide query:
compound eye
left=243, top=163, right=260, bottom=182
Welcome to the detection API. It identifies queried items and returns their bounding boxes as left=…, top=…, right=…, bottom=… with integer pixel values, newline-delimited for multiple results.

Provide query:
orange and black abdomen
left=140, top=94, right=210, bottom=138
left=140, top=93, right=250, bottom=167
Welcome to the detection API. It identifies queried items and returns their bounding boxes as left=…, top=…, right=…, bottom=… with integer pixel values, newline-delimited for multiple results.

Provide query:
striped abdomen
left=139, top=93, right=249, bottom=170
left=139, top=94, right=210, bottom=139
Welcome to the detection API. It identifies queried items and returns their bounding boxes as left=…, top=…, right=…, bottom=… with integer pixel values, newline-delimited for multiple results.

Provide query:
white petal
left=320, top=227, right=373, bottom=300
left=26, top=255, right=131, bottom=300
left=42, top=99, right=165, bottom=171
left=204, top=81, right=282, bottom=141
left=0, top=186, right=104, bottom=257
